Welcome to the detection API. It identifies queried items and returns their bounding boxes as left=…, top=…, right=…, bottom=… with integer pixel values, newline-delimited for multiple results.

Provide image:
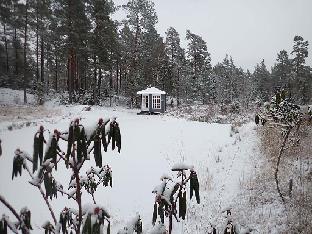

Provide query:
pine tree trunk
left=40, top=36, right=44, bottom=83
left=109, top=66, right=113, bottom=90
left=98, top=68, right=102, bottom=98
left=116, top=60, right=119, bottom=94
left=75, top=58, right=78, bottom=91
left=177, top=68, right=180, bottom=106
left=120, top=67, right=123, bottom=94
left=67, top=56, right=70, bottom=92
left=55, top=55, right=58, bottom=91
left=93, top=55, right=97, bottom=104
left=23, top=0, right=29, bottom=104
left=68, top=48, right=76, bottom=103
left=14, top=28, right=18, bottom=77
left=84, top=60, right=87, bottom=90
left=36, top=3, right=39, bottom=82
left=3, top=24, right=9, bottom=73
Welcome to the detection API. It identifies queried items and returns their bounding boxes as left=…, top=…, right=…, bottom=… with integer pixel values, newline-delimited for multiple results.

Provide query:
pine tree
left=185, top=30, right=212, bottom=103
left=213, top=55, right=239, bottom=104
left=253, top=59, right=271, bottom=101
left=29, top=0, right=52, bottom=104
left=90, top=0, right=118, bottom=104
left=0, top=0, right=13, bottom=75
left=55, top=0, right=91, bottom=103
left=122, top=0, right=158, bottom=101
left=271, top=50, right=292, bottom=95
left=165, top=27, right=185, bottom=105
left=291, top=35, right=310, bottom=104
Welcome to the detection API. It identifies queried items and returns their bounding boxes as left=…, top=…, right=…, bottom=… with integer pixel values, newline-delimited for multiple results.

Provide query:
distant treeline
left=0, top=0, right=311, bottom=105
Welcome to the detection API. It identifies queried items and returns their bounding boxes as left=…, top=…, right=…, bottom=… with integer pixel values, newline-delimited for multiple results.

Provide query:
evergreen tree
left=141, top=26, right=166, bottom=88
left=291, top=36, right=309, bottom=76
left=122, top=0, right=158, bottom=101
left=253, top=59, right=271, bottom=101
left=291, top=35, right=310, bottom=104
left=165, top=27, right=185, bottom=105
left=90, top=0, right=118, bottom=103
left=271, top=50, right=292, bottom=89
left=55, top=0, right=91, bottom=103
left=119, top=23, right=135, bottom=96
left=28, top=0, right=52, bottom=104
left=213, top=55, right=239, bottom=104
left=0, top=0, right=13, bottom=76
left=185, top=30, right=212, bottom=103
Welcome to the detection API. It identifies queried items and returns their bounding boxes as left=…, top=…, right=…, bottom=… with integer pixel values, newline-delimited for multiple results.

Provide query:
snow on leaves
left=81, top=204, right=111, bottom=234
left=3, top=117, right=122, bottom=234
left=117, top=214, right=143, bottom=234
left=255, top=89, right=303, bottom=128
left=151, top=165, right=200, bottom=234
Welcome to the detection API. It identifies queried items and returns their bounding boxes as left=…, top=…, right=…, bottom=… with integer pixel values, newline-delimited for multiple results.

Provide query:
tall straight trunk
left=23, top=0, right=29, bottom=104
left=13, top=3, right=18, bottom=78
left=3, top=24, right=9, bottom=72
left=40, top=36, right=44, bottom=83
left=75, top=57, right=79, bottom=90
left=36, top=3, right=39, bottom=82
left=55, top=55, right=58, bottom=91
left=68, top=0, right=74, bottom=103
left=67, top=56, right=70, bottom=92
left=119, top=66, right=123, bottom=94
left=84, top=59, right=88, bottom=90
left=93, top=55, right=97, bottom=104
left=68, top=48, right=76, bottom=103
left=98, top=68, right=102, bottom=98
left=14, top=28, right=18, bottom=76
left=177, top=68, right=180, bottom=106
left=109, top=68, right=113, bottom=90
left=116, top=60, right=119, bottom=94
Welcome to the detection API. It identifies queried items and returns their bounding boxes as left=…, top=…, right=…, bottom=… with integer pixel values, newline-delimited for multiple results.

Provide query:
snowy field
left=0, top=89, right=260, bottom=233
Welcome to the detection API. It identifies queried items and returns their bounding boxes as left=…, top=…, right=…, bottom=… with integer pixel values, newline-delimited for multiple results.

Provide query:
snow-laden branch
left=3, top=216, right=19, bottom=234
left=23, top=158, right=57, bottom=224
left=0, top=194, right=29, bottom=234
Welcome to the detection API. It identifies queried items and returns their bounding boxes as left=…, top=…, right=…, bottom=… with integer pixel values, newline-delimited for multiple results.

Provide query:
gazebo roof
left=137, top=87, right=166, bottom=95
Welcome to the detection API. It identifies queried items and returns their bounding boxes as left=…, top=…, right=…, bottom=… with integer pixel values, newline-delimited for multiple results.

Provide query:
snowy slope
left=0, top=100, right=259, bottom=233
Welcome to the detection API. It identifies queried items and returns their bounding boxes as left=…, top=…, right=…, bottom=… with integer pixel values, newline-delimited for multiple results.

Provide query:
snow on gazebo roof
left=137, top=87, right=166, bottom=95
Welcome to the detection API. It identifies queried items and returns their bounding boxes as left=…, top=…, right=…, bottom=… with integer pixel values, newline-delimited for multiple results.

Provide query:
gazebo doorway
left=142, top=94, right=149, bottom=111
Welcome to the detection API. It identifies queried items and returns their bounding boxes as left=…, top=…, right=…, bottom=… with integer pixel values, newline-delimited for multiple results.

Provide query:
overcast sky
left=114, top=0, right=312, bottom=71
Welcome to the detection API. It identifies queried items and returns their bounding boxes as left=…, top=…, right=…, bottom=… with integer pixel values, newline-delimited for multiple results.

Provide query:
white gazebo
left=137, top=87, right=166, bottom=114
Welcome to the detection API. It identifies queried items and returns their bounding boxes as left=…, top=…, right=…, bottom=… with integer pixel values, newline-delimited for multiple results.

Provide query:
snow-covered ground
left=0, top=89, right=260, bottom=233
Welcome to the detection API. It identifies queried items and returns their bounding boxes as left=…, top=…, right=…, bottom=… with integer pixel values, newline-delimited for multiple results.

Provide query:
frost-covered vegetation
left=2, top=114, right=122, bottom=234
left=1, top=0, right=312, bottom=233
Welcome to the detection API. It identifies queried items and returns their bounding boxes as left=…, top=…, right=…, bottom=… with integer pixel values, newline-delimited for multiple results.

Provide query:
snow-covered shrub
left=151, top=163, right=201, bottom=234
left=245, top=90, right=312, bottom=233
left=1, top=117, right=122, bottom=234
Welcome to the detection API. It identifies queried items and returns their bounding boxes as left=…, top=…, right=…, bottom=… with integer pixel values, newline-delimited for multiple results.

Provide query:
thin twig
left=24, top=164, right=57, bottom=224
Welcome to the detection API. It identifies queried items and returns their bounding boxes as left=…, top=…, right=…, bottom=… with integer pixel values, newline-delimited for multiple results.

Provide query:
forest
left=0, top=0, right=311, bottom=106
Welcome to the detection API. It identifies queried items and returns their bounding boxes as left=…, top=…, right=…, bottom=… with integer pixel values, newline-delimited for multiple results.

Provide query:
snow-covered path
left=0, top=105, right=258, bottom=233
